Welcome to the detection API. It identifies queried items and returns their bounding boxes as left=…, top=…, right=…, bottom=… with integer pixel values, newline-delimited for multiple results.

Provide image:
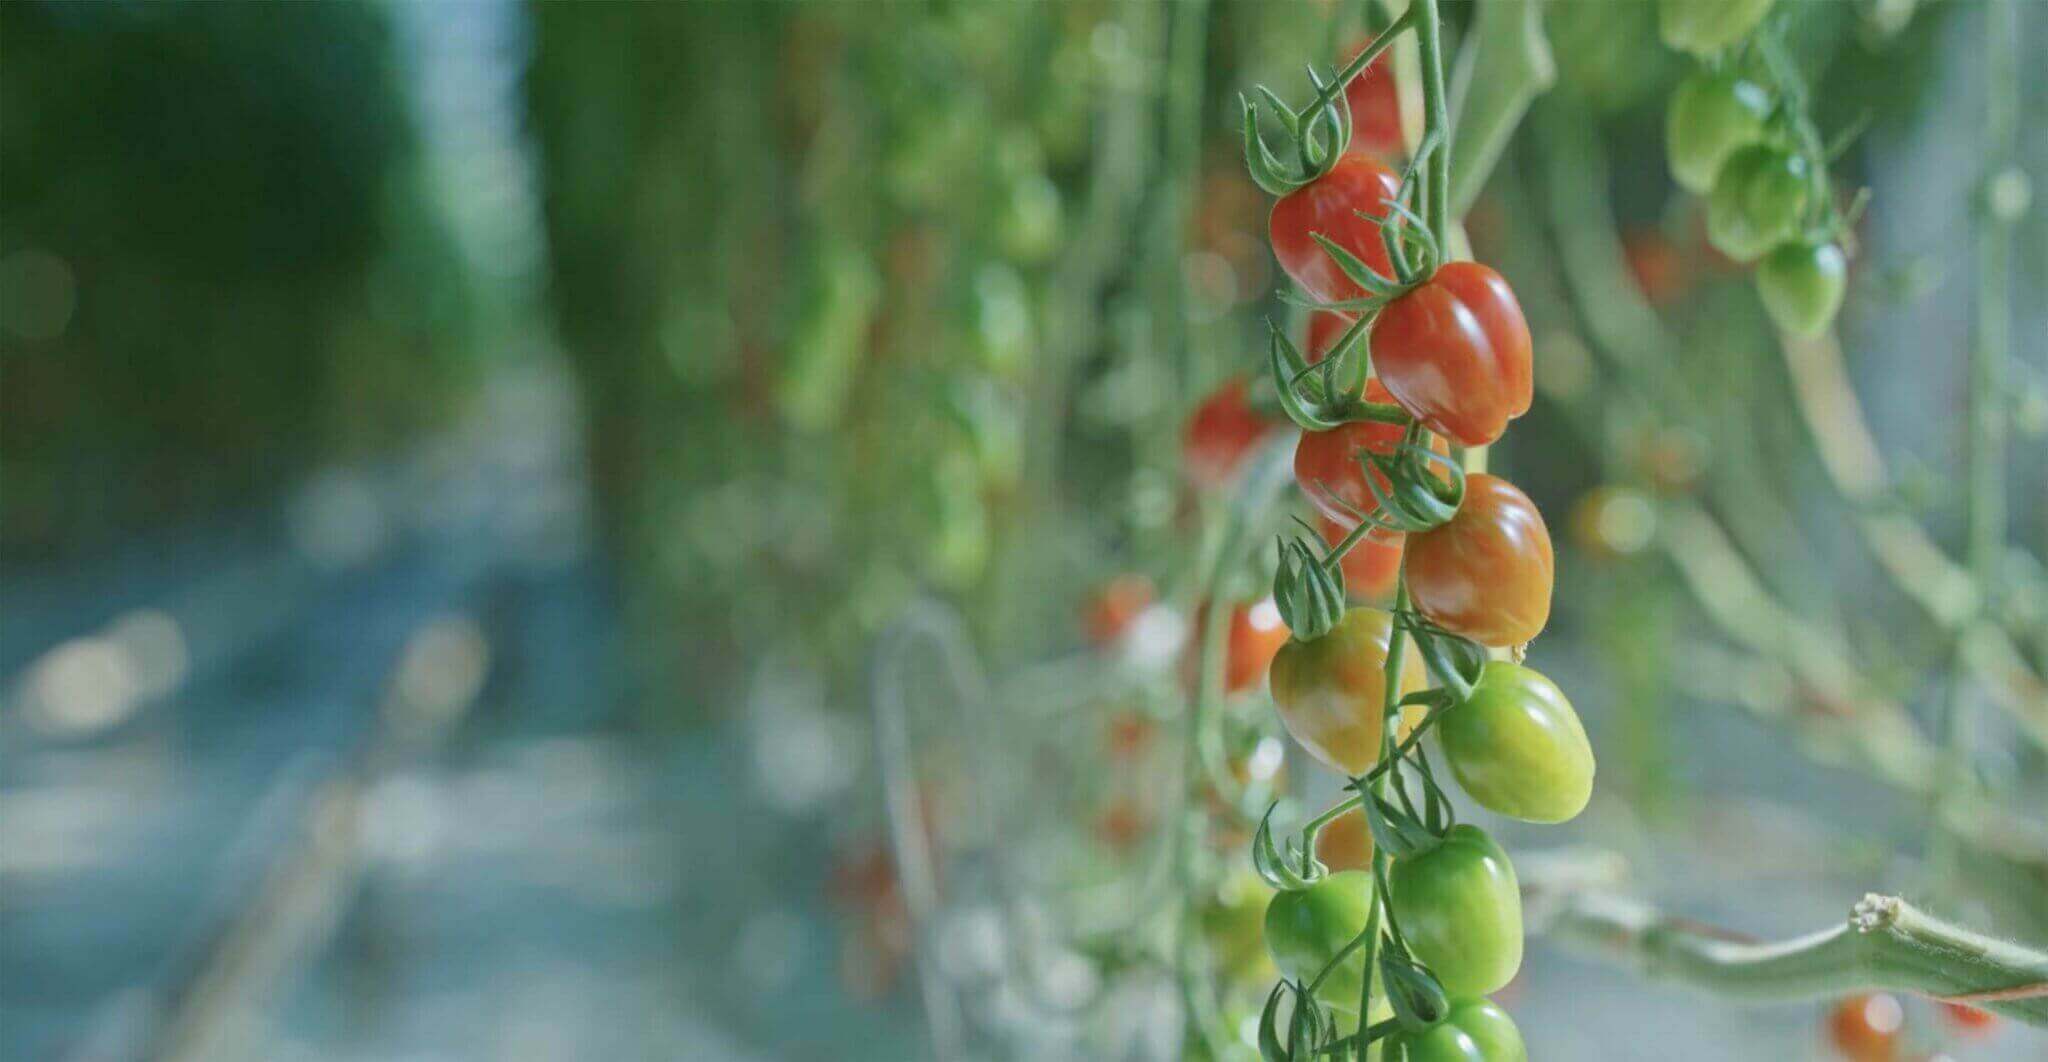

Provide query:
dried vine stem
left=1534, top=888, right=2048, bottom=1028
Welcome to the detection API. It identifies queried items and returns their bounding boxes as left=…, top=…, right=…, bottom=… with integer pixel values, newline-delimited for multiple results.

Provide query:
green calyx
left=1242, top=10, right=1414, bottom=197
left=1274, top=536, right=1347, bottom=642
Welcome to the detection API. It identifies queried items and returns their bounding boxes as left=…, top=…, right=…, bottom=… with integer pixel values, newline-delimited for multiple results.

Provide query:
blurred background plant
left=1, top=1, right=2044, bottom=1060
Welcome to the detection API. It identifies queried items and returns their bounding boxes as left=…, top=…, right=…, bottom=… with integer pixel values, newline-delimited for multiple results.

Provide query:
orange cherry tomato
left=1370, top=261, right=1533, bottom=447
left=1318, top=515, right=1403, bottom=601
left=1183, top=377, right=1275, bottom=489
left=1189, top=598, right=1292, bottom=694
left=1269, top=154, right=1402, bottom=304
left=1406, top=473, right=1554, bottom=647
left=1084, top=574, right=1156, bottom=647
left=1341, top=35, right=1404, bottom=161
left=1268, top=608, right=1426, bottom=775
left=1827, top=994, right=1902, bottom=1062
left=1938, top=1001, right=1997, bottom=1036
left=1314, top=806, right=1374, bottom=872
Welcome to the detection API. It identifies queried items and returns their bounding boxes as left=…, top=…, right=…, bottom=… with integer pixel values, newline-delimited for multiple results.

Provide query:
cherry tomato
left=1827, top=993, right=1902, bottom=1062
left=1623, top=227, right=1690, bottom=305
left=1270, top=153, right=1402, bottom=304
left=1380, top=998, right=1527, bottom=1062
left=1314, top=806, right=1374, bottom=873
left=1084, top=574, right=1155, bottom=647
left=1183, top=377, right=1276, bottom=489
left=1938, top=1001, right=1997, bottom=1036
left=1406, top=474, right=1554, bottom=648
left=1707, top=144, right=1812, bottom=263
left=1264, top=870, right=1375, bottom=1014
left=1342, top=35, right=1405, bottom=161
left=1388, top=824, right=1523, bottom=998
left=1268, top=608, right=1427, bottom=775
left=1659, top=0, right=1777, bottom=57
left=1189, top=597, right=1292, bottom=694
left=1319, top=515, right=1403, bottom=602
left=1756, top=240, right=1847, bottom=338
left=1371, top=262, right=1534, bottom=447
left=1440, top=662, right=1596, bottom=824
left=1294, top=382, right=1410, bottom=533
left=1665, top=70, right=1773, bottom=194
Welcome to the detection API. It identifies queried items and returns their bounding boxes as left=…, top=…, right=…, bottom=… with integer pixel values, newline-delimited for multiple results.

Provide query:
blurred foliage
left=0, top=0, right=473, bottom=560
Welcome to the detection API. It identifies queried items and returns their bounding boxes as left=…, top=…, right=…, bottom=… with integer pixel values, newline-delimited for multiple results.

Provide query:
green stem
left=1538, top=891, right=2048, bottom=1027
left=1412, top=0, right=1451, bottom=244
left=1445, top=0, right=1555, bottom=216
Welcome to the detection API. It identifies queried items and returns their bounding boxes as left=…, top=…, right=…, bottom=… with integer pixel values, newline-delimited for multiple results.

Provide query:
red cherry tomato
left=1308, top=309, right=1357, bottom=364
left=1293, top=382, right=1408, bottom=532
left=1183, top=377, right=1275, bottom=489
left=1371, top=261, right=1533, bottom=447
left=1084, top=574, right=1155, bottom=647
left=1342, top=35, right=1404, bottom=161
left=1188, top=598, right=1292, bottom=694
left=1827, top=994, right=1902, bottom=1062
left=1406, top=473, right=1554, bottom=647
left=1269, top=154, right=1402, bottom=304
left=1319, top=515, right=1403, bottom=601
left=1938, top=1001, right=1997, bottom=1036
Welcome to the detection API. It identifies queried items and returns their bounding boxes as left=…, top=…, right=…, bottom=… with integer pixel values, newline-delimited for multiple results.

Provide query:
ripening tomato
left=1294, top=385, right=1407, bottom=531
left=1264, top=870, right=1375, bottom=1015
left=1938, top=1001, right=1997, bottom=1036
left=1440, top=663, right=1595, bottom=823
left=1319, top=516, right=1403, bottom=602
left=1183, top=377, right=1276, bottom=489
left=1827, top=994, right=1903, bottom=1062
left=1268, top=608, right=1427, bottom=775
left=1342, top=35, right=1405, bottom=161
left=1371, top=262, right=1534, bottom=447
left=1659, top=0, right=1777, bottom=57
left=1623, top=227, right=1690, bottom=305
left=1380, top=998, right=1527, bottom=1062
left=1388, top=824, right=1523, bottom=998
left=1270, top=154, right=1402, bottom=303
left=1707, top=144, right=1812, bottom=263
left=1406, top=474, right=1554, bottom=648
left=1665, top=70, right=1773, bottom=194
left=1314, top=806, right=1374, bottom=873
left=1229, top=598, right=1292, bottom=692
left=1756, top=240, right=1847, bottom=338
left=1084, top=574, right=1156, bottom=647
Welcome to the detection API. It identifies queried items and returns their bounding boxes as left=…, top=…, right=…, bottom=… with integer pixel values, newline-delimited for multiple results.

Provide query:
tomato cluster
left=1231, top=39, right=1597, bottom=1056
left=1665, top=56, right=1850, bottom=337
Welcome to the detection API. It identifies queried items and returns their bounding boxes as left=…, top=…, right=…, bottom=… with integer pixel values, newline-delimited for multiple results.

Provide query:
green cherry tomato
left=1388, top=825, right=1523, bottom=998
left=1264, top=870, right=1375, bottom=1014
left=1440, top=662, right=1596, bottom=824
left=1658, top=0, right=1776, bottom=56
left=1380, top=999, right=1527, bottom=1062
left=1707, top=145, right=1812, bottom=263
left=1756, top=240, right=1848, bottom=337
left=1666, top=71, right=1773, bottom=194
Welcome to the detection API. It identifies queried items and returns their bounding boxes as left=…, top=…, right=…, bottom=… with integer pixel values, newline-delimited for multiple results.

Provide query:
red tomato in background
left=1269, top=154, right=1402, bottom=303
left=1084, top=574, right=1155, bottom=647
left=1939, top=1001, right=1997, bottom=1036
left=1405, top=473, right=1553, bottom=647
left=1186, top=597, right=1291, bottom=694
left=1342, top=35, right=1405, bottom=161
left=1183, top=377, right=1276, bottom=489
left=1827, top=994, right=1902, bottom=1062
left=1371, top=261, right=1533, bottom=447
left=1318, top=515, right=1403, bottom=601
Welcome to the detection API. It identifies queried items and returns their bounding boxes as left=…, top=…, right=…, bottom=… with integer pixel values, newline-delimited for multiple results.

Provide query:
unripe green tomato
left=1264, top=870, right=1374, bottom=1014
left=1706, top=144, right=1811, bottom=263
left=1666, top=71, right=1772, bottom=194
left=1388, top=826, right=1522, bottom=998
left=1659, top=0, right=1776, bottom=56
left=1440, top=663, right=1596, bottom=824
left=1379, top=1000, right=1526, bottom=1062
left=1756, top=240, right=1847, bottom=337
